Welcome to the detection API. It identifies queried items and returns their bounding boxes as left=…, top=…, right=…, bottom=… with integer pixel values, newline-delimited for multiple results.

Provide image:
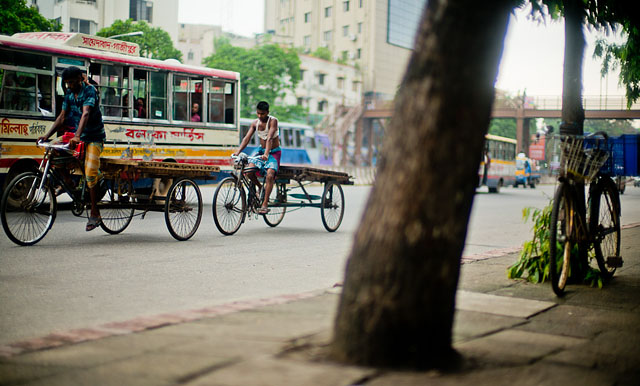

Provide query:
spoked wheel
left=320, top=182, right=344, bottom=232
left=100, top=178, right=135, bottom=235
left=164, top=178, right=202, bottom=241
left=263, top=182, right=286, bottom=227
left=549, top=182, right=574, bottom=296
left=1, top=172, right=57, bottom=246
left=213, top=177, right=246, bottom=235
left=589, top=177, right=621, bottom=282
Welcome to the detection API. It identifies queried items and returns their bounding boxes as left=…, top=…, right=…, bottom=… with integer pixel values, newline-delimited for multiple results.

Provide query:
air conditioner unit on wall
left=349, top=34, right=357, bottom=41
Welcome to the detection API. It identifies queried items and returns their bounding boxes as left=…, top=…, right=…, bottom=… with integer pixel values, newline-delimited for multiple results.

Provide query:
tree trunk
left=330, top=0, right=512, bottom=369
left=561, top=0, right=586, bottom=136
left=561, top=0, right=589, bottom=275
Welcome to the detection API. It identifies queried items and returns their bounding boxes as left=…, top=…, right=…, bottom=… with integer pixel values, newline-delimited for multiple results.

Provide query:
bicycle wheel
left=1, top=172, right=57, bottom=246
left=100, top=178, right=135, bottom=235
left=549, top=182, right=574, bottom=296
left=164, top=178, right=202, bottom=241
left=263, top=182, right=286, bottom=227
left=213, top=177, right=246, bottom=235
left=321, top=182, right=344, bottom=232
left=589, top=177, right=621, bottom=281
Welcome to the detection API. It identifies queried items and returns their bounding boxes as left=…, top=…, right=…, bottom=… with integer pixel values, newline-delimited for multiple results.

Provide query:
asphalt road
left=1, top=182, right=640, bottom=345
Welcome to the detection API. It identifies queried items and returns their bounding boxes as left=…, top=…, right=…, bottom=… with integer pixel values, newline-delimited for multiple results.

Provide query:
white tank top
left=256, top=115, right=279, bottom=141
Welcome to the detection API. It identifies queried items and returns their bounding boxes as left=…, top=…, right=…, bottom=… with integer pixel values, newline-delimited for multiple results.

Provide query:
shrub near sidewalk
left=507, top=200, right=604, bottom=288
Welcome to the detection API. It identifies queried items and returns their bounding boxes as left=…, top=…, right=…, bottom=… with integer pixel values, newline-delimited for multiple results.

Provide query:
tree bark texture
left=561, top=0, right=586, bottom=135
left=331, top=0, right=513, bottom=369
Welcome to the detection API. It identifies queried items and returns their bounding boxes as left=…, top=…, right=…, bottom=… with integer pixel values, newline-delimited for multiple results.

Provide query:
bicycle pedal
left=606, top=256, right=623, bottom=268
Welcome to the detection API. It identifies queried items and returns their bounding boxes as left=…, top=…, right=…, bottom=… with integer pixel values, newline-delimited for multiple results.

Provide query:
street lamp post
left=108, top=31, right=144, bottom=39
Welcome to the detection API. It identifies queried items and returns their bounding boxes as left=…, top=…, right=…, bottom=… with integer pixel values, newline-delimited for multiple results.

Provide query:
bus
left=478, top=134, right=517, bottom=193
left=0, top=32, right=240, bottom=190
left=239, top=118, right=332, bottom=166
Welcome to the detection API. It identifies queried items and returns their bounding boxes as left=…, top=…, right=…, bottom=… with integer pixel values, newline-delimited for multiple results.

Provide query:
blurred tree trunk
left=560, top=0, right=586, bottom=136
left=330, top=0, right=513, bottom=369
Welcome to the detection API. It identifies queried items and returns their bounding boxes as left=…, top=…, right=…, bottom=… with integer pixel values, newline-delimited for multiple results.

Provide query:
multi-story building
left=29, top=0, right=179, bottom=43
left=264, top=0, right=425, bottom=99
left=177, top=24, right=256, bottom=67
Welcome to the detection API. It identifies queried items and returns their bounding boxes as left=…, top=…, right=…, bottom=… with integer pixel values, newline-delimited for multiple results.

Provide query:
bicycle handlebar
left=37, top=140, right=71, bottom=152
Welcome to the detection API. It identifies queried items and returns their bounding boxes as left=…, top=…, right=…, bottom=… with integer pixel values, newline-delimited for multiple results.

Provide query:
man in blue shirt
left=38, top=66, right=106, bottom=231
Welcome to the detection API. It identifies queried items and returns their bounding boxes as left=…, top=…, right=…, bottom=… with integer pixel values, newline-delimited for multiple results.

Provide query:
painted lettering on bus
left=1, top=118, right=29, bottom=136
left=124, top=127, right=205, bottom=142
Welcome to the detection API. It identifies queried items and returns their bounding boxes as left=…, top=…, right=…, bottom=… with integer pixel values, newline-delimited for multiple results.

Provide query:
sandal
left=86, top=216, right=102, bottom=232
left=257, top=207, right=270, bottom=215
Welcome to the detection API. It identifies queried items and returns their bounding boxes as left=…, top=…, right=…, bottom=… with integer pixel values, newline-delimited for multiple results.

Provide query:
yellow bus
left=478, top=134, right=517, bottom=193
left=0, top=32, right=239, bottom=190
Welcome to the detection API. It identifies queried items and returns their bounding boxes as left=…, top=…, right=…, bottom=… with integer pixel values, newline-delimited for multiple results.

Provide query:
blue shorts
left=250, top=146, right=282, bottom=172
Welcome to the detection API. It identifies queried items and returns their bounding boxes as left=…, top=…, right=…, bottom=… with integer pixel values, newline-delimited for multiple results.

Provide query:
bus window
left=295, top=130, right=302, bottom=149
left=132, top=69, right=148, bottom=118
left=191, top=78, right=203, bottom=122
left=0, top=49, right=52, bottom=71
left=95, top=64, right=129, bottom=118
left=149, top=71, right=167, bottom=119
left=208, top=80, right=224, bottom=123
left=224, top=82, right=235, bottom=124
left=173, top=75, right=188, bottom=121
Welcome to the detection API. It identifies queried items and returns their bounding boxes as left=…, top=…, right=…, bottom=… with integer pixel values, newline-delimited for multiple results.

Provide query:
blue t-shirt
left=61, top=83, right=105, bottom=143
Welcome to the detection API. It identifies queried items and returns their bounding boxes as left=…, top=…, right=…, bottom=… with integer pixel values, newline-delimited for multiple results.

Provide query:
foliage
left=508, top=199, right=603, bottom=288
left=203, top=38, right=304, bottom=120
left=97, top=19, right=182, bottom=61
left=311, top=46, right=332, bottom=61
left=527, top=1, right=640, bottom=108
left=488, top=118, right=517, bottom=138
left=0, top=0, right=60, bottom=35
left=594, top=26, right=640, bottom=109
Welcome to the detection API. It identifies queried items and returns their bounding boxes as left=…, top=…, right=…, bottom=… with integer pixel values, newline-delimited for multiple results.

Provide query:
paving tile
left=182, top=356, right=373, bottom=386
left=456, top=290, right=556, bottom=318
left=454, top=329, right=586, bottom=365
left=367, top=361, right=614, bottom=386
left=452, top=309, right=525, bottom=343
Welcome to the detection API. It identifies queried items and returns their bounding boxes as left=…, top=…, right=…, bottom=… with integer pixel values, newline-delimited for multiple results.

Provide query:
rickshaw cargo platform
left=276, top=165, right=353, bottom=185
left=100, top=159, right=221, bottom=180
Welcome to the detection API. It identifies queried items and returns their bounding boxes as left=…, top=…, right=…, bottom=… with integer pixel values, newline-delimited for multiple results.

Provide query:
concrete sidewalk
left=1, top=227, right=639, bottom=385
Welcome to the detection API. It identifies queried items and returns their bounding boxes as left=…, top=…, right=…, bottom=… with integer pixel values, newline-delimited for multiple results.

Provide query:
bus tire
left=488, top=186, right=499, bottom=193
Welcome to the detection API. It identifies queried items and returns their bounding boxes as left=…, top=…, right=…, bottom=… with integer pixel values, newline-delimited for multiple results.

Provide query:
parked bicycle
left=549, top=132, right=622, bottom=296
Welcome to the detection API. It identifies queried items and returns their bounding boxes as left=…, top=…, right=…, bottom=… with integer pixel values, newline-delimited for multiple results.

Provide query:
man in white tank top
left=234, top=101, right=282, bottom=214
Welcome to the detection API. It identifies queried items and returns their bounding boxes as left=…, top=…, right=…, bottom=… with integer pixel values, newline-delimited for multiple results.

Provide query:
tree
left=203, top=38, right=303, bottom=120
left=96, top=19, right=181, bottom=61
left=0, top=0, right=60, bottom=35
left=331, top=0, right=514, bottom=368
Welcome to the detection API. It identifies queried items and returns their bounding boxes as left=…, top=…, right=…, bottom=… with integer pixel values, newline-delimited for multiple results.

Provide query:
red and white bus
left=0, top=32, right=239, bottom=190
left=478, top=134, right=517, bottom=193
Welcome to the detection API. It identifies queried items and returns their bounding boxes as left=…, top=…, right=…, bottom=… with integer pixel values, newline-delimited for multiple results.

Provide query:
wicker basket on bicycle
left=555, top=135, right=609, bottom=183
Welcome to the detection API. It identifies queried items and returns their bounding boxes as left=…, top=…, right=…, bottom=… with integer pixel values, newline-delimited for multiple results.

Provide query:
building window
left=357, top=48, right=361, bottom=59
left=359, top=0, right=364, bottom=8
left=324, top=6, right=332, bottom=17
left=300, top=69, right=305, bottom=80
left=341, top=51, right=348, bottom=61
left=130, top=0, right=153, bottom=23
left=303, top=35, right=311, bottom=47
left=187, top=51, right=194, bottom=61
left=318, top=100, right=327, bottom=112
left=352, top=81, right=360, bottom=92
left=323, top=30, right=332, bottom=42
left=69, top=18, right=96, bottom=34
left=337, top=77, right=344, bottom=89
left=343, top=1, right=350, bottom=11
left=358, top=22, right=363, bottom=33
left=318, top=73, right=326, bottom=85
left=304, top=12, right=311, bottom=22
left=342, top=25, right=349, bottom=36
left=297, top=97, right=304, bottom=106
left=387, top=0, right=426, bottom=49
